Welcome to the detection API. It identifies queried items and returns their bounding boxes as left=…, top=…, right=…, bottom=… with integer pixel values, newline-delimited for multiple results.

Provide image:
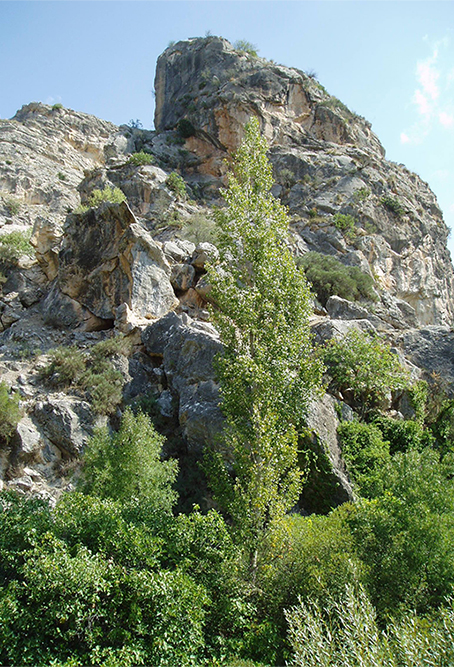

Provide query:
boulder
left=54, top=201, right=178, bottom=326
left=301, top=394, right=354, bottom=512
left=142, top=313, right=223, bottom=449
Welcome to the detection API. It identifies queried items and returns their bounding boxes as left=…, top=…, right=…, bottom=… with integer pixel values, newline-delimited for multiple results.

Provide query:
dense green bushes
left=299, top=251, right=377, bottom=305
left=323, top=329, right=408, bottom=412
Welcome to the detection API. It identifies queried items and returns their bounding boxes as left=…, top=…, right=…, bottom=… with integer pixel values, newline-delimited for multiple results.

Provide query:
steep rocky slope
left=1, top=36, right=454, bottom=506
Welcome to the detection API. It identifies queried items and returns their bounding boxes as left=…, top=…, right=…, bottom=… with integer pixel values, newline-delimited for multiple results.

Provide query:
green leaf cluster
left=323, top=330, right=408, bottom=412
left=0, top=382, right=22, bottom=445
left=381, top=195, right=405, bottom=217
left=0, top=229, right=34, bottom=264
left=234, top=40, right=259, bottom=57
left=40, top=336, right=131, bottom=414
left=206, top=117, right=323, bottom=567
left=127, top=150, right=155, bottom=166
left=79, top=409, right=178, bottom=509
left=299, top=251, right=377, bottom=305
left=332, top=212, right=356, bottom=240
left=166, top=171, right=187, bottom=199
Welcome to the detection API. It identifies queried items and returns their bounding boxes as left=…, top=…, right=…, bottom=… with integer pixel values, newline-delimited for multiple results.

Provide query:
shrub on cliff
left=323, top=330, right=408, bottom=413
left=0, top=230, right=34, bottom=264
left=299, top=251, right=377, bottom=305
left=0, top=382, right=21, bottom=445
left=166, top=171, right=187, bottom=199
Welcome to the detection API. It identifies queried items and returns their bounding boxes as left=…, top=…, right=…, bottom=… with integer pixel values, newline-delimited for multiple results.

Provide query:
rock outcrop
left=154, top=37, right=454, bottom=327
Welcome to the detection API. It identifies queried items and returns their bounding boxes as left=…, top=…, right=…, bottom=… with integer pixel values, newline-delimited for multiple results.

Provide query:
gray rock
left=55, top=201, right=178, bottom=324
left=398, top=326, right=454, bottom=394
left=142, top=311, right=185, bottom=357
left=33, top=396, right=105, bottom=457
left=311, top=317, right=377, bottom=345
left=191, top=242, right=219, bottom=269
left=304, top=393, right=354, bottom=508
left=15, top=416, right=42, bottom=461
left=171, top=263, right=196, bottom=291
left=143, top=313, right=223, bottom=449
left=325, top=295, right=384, bottom=329
left=163, top=239, right=195, bottom=263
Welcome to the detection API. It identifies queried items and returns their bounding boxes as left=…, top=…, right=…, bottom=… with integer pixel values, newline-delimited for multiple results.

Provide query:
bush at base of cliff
left=299, top=251, right=377, bottom=306
left=347, top=448, right=454, bottom=618
left=337, top=421, right=391, bottom=498
left=0, top=532, right=207, bottom=667
left=79, top=409, right=178, bottom=510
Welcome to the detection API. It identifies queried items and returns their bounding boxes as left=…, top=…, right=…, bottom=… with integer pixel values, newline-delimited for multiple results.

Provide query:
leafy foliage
left=0, top=533, right=207, bottom=667
left=286, top=584, right=454, bottom=667
left=0, top=382, right=22, bottom=445
left=76, top=187, right=126, bottom=213
left=234, top=40, right=259, bottom=57
left=332, top=212, right=356, bottom=240
left=127, top=150, right=155, bottom=166
left=40, top=346, right=86, bottom=387
left=323, top=330, right=408, bottom=412
left=337, top=421, right=391, bottom=498
left=206, top=117, right=323, bottom=570
left=88, top=186, right=126, bottom=207
left=2, top=196, right=21, bottom=216
left=79, top=408, right=178, bottom=511
left=381, top=195, right=405, bottom=217
left=299, top=251, right=377, bottom=305
left=347, top=448, right=454, bottom=617
left=40, top=337, right=129, bottom=414
left=0, top=230, right=34, bottom=264
left=166, top=171, right=187, bottom=199
left=177, top=118, right=196, bottom=138
left=181, top=212, right=218, bottom=244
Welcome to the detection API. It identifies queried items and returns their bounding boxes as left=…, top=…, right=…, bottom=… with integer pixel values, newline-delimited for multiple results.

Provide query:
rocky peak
left=155, top=37, right=454, bottom=327
left=154, top=36, right=384, bottom=158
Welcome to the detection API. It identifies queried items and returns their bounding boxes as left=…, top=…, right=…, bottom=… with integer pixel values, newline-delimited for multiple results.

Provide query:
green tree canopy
left=206, top=117, right=323, bottom=572
left=79, top=409, right=178, bottom=513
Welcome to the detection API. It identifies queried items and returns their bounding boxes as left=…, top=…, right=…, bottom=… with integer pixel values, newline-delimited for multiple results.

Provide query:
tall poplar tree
left=206, top=118, right=323, bottom=574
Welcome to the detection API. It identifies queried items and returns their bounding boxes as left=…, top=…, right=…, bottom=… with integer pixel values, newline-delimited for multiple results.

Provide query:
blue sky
left=2, top=1, right=454, bottom=257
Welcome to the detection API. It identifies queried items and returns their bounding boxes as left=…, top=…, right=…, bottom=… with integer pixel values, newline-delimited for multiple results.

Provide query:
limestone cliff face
left=155, top=37, right=454, bottom=326
left=0, top=102, right=129, bottom=222
left=2, top=38, right=454, bottom=504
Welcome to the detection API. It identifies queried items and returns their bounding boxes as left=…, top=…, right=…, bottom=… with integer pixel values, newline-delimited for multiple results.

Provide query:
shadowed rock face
left=47, top=201, right=178, bottom=327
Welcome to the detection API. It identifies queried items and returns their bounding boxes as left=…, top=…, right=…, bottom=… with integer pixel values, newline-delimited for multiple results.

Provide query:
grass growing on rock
left=39, top=336, right=131, bottom=415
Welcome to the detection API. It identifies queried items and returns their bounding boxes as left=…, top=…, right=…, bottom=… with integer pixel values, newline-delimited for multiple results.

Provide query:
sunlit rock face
left=2, top=37, right=454, bottom=504
left=155, top=36, right=454, bottom=326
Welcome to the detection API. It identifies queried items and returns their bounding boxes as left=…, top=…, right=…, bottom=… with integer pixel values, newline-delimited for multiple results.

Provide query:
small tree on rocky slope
left=206, top=118, right=323, bottom=576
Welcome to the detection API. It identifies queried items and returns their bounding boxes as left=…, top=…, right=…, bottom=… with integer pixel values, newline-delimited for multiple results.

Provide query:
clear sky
left=2, top=1, right=454, bottom=257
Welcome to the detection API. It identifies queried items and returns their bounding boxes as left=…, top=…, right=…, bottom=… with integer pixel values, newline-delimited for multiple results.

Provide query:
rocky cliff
left=1, top=36, right=454, bottom=506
